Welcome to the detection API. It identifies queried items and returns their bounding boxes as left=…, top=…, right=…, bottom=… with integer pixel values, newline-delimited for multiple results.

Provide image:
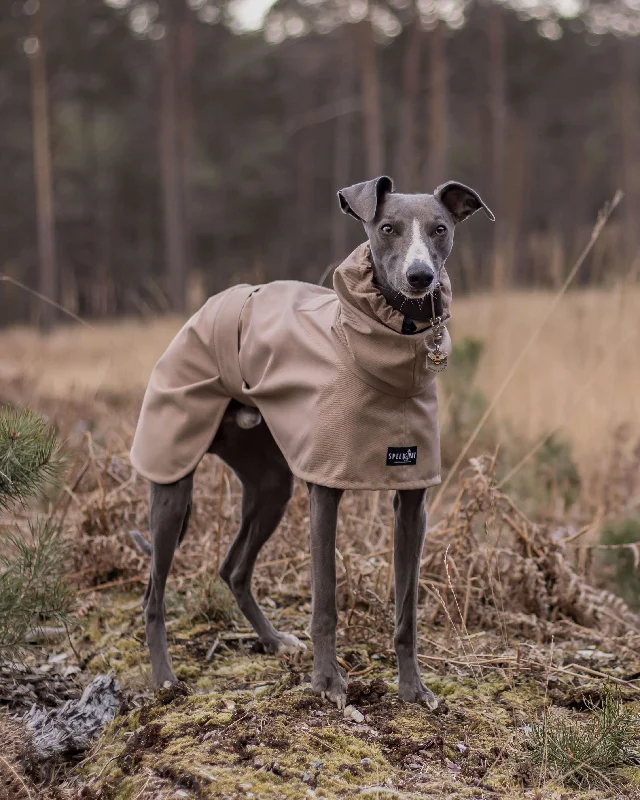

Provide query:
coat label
left=386, top=446, right=417, bottom=466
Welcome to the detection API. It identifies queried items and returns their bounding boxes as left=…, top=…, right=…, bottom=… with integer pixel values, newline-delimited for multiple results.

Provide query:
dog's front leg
left=393, top=489, right=438, bottom=709
left=308, top=483, right=346, bottom=709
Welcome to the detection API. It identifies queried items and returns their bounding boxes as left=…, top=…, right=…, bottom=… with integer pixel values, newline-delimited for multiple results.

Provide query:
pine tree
left=0, top=407, right=72, bottom=657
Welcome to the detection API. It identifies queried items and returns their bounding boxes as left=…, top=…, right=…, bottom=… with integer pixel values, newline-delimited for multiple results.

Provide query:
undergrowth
left=600, top=517, right=640, bottom=609
left=0, top=521, right=73, bottom=657
left=0, top=407, right=71, bottom=658
left=188, top=573, right=238, bottom=624
left=526, top=687, right=640, bottom=789
left=0, top=407, right=59, bottom=509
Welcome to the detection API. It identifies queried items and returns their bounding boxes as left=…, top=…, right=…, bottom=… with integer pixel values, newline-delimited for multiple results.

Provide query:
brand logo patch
left=386, top=447, right=418, bottom=466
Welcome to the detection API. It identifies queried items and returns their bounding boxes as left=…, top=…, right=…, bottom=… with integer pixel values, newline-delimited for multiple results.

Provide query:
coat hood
left=332, top=242, right=452, bottom=396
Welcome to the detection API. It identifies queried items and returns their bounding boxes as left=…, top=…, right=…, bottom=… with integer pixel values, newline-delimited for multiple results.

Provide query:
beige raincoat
left=130, top=242, right=452, bottom=490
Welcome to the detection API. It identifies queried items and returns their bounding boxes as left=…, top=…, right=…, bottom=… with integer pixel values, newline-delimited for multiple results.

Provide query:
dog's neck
left=367, top=245, right=442, bottom=326
left=373, top=280, right=443, bottom=325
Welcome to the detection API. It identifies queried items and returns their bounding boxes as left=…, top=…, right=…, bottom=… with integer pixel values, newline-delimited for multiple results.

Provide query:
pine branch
left=0, top=407, right=60, bottom=510
left=0, top=519, right=73, bottom=657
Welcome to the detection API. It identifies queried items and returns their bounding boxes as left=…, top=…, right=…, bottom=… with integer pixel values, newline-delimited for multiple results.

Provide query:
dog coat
left=130, top=242, right=452, bottom=490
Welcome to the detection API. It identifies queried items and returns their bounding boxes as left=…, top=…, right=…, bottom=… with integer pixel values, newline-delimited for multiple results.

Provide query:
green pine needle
left=0, top=519, right=73, bottom=657
left=0, top=407, right=60, bottom=510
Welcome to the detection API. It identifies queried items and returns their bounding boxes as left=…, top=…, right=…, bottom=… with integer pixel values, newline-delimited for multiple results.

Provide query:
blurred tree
left=617, top=37, right=640, bottom=270
left=357, top=19, right=383, bottom=176
left=425, top=20, right=448, bottom=189
left=0, top=0, right=639, bottom=325
left=26, top=0, right=57, bottom=330
left=398, top=19, right=421, bottom=192
left=487, top=4, right=507, bottom=290
left=158, top=0, right=189, bottom=313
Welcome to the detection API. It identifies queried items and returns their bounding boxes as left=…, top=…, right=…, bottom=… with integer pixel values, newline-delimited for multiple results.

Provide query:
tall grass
left=449, top=283, right=639, bottom=468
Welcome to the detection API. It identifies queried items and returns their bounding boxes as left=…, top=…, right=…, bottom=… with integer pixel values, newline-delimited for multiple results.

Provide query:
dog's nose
left=405, top=263, right=435, bottom=291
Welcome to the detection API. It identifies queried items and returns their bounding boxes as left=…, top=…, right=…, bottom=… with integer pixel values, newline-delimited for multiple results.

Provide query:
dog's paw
left=398, top=680, right=439, bottom=710
left=151, top=668, right=178, bottom=691
left=312, top=670, right=348, bottom=710
left=263, top=632, right=307, bottom=656
left=274, top=633, right=307, bottom=656
left=155, top=680, right=192, bottom=704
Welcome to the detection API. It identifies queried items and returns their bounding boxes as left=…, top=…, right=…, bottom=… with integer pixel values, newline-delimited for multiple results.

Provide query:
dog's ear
left=338, top=176, right=394, bottom=223
left=434, top=182, right=495, bottom=223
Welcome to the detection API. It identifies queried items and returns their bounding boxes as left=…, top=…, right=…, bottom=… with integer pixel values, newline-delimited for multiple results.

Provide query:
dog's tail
left=129, top=529, right=152, bottom=557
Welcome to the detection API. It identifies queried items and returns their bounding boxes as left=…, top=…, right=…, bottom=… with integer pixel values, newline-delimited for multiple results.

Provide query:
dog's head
left=338, top=176, right=494, bottom=299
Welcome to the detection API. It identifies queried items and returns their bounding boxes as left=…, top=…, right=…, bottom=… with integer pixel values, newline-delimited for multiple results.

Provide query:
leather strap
left=375, top=282, right=444, bottom=324
left=213, top=283, right=259, bottom=395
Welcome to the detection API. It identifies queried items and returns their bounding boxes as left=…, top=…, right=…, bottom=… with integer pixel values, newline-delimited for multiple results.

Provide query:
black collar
left=375, top=282, right=444, bottom=335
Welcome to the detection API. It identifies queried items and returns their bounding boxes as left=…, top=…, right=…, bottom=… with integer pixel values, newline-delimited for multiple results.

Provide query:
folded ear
left=434, top=181, right=495, bottom=223
left=337, top=176, right=394, bottom=223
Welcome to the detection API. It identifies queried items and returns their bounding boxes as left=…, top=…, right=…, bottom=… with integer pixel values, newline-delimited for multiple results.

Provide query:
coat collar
left=331, top=243, right=452, bottom=396
left=332, top=242, right=451, bottom=334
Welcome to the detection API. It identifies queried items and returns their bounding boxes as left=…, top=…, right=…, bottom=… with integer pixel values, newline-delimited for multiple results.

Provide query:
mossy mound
left=73, top=593, right=640, bottom=799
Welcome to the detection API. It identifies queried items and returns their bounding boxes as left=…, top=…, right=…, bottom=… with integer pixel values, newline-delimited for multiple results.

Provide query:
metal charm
left=426, top=288, right=448, bottom=373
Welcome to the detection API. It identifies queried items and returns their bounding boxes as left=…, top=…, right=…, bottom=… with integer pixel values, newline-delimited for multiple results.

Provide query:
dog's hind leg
left=212, top=415, right=303, bottom=655
left=144, top=473, right=194, bottom=688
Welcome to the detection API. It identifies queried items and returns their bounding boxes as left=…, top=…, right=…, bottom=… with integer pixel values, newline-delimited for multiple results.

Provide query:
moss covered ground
left=70, top=587, right=640, bottom=800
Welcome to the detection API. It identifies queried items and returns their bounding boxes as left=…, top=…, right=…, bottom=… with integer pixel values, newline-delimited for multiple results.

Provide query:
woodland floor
left=2, top=304, right=640, bottom=799
left=4, top=579, right=640, bottom=800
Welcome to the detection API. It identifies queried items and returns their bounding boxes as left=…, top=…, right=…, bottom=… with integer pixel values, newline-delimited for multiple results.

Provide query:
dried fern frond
left=0, top=407, right=60, bottom=510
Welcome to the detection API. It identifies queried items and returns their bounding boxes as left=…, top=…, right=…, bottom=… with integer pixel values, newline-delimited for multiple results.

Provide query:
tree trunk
left=357, top=21, right=383, bottom=176
left=178, top=7, right=195, bottom=298
left=332, top=31, right=354, bottom=263
left=503, top=113, right=528, bottom=286
left=399, top=22, right=422, bottom=192
left=159, top=2, right=188, bottom=313
left=487, top=5, right=507, bottom=291
left=618, top=38, right=640, bottom=270
left=425, top=21, right=447, bottom=190
left=295, top=78, right=317, bottom=274
left=28, top=3, right=57, bottom=331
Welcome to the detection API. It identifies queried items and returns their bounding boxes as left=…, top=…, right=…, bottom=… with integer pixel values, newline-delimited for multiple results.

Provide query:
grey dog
left=137, top=176, right=493, bottom=710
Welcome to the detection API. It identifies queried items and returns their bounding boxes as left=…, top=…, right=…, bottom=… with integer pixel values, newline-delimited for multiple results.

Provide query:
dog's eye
left=381, top=224, right=394, bottom=234
left=435, top=225, right=447, bottom=236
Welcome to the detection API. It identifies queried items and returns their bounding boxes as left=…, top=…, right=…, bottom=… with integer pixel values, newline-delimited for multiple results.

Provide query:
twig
left=63, top=618, right=83, bottom=664
left=417, top=654, right=525, bottom=668
left=0, top=274, right=97, bottom=330
left=0, top=754, right=33, bottom=800
left=555, top=662, right=640, bottom=688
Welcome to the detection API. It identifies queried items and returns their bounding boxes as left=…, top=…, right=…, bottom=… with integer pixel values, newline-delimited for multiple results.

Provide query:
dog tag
left=427, top=310, right=448, bottom=372
left=427, top=349, right=448, bottom=372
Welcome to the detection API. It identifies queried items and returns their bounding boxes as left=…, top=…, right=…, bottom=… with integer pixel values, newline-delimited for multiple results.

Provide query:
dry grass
left=64, top=436, right=640, bottom=643
left=0, top=714, right=38, bottom=800
left=48, top=429, right=640, bottom=799
left=0, top=316, right=184, bottom=401
left=449, top=283, right=640, bottom=467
